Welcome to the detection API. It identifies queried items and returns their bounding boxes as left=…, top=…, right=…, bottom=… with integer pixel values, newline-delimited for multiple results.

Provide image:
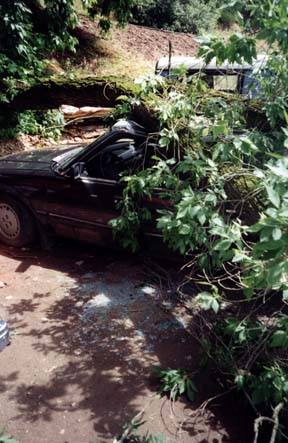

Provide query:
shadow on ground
left=0, top=241, right=251, bottom=443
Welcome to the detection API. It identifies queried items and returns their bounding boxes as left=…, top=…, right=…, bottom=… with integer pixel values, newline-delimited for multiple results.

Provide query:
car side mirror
left=71, top=162, right=85, bottom=180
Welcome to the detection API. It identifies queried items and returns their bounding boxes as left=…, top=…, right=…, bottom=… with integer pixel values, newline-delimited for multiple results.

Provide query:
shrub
left=0, top=110, right=65, bottom=140
left=130, top=0, right=221, bottom=34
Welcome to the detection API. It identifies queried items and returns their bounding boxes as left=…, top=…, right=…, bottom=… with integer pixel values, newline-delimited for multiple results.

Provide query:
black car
left=0, top=120, right=164, bottom=253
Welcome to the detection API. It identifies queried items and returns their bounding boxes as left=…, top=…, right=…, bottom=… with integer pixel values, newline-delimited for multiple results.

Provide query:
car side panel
left=0, top=174, right=50, bottom=224
left=43, top=176, right=123, bottom=247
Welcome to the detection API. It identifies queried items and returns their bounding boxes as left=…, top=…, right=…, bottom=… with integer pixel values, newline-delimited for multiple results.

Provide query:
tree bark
left=4, top=76, right=139, bottom=111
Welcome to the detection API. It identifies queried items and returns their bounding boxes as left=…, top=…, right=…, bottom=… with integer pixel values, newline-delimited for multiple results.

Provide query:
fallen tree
left=1, top=76, right=139, bottom=111
left=0, top=1, right=135, bottom=98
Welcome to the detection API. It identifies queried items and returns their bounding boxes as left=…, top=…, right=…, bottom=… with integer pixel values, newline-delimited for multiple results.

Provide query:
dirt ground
left=111, top=23, right=199, bottom=61
left=69, top=18, right=199, bottom=78
left=79, top=17, right=199, bottom=62
left=0, top=241, right=250, bottom=443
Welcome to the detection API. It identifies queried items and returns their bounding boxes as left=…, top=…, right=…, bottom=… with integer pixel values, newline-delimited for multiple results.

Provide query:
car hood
left=0, top=144, right=85, bottom=175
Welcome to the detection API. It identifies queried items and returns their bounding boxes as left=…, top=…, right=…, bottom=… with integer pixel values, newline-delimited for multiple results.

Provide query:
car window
left=213, top=74, right=238, bottom=91
left=159, top=69, right=239, bottom=92
left=241, top=69, right=266, bottom=98
left=85, top=137, right=145, bottom=181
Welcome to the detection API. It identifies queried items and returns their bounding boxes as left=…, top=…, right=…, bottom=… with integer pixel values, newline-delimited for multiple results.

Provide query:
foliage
left=130, top=0, right=222, bottom=34
left=114, top=418, right=165, bottom=443
left=194, top=285, right=220, bottom=313
left=19, top=109, right=65, bottom=138
left=153, top=366, right=197, bottom=402
left=110, top=0, right=288, bottom=430
left=0, top=0, right=135, bottom=105
left=0, top=109, right=65, bottom=140
left=113, top=0, right=288, bottom=297
left=82, top=0, right=135, bottom=25
left=207, top=315, right=288, bottom=407
left=236, top=364, right=288, bottom=406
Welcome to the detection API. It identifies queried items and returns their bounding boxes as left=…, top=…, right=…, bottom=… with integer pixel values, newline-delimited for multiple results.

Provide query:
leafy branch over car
left=111, top=0, right=288, bottom=435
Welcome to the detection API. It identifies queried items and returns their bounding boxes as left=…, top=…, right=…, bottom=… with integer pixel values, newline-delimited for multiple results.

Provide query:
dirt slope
left=79, top=17, right=199, bottom=62
left=71, top=18, right=199, bottom=78
left=112, top=23, right=199, bottom=61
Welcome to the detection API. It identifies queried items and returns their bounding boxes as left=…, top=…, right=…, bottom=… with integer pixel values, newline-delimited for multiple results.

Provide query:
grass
left=57, top=19, right=153, bottom=80
left=87, top=39, right=153, bottom=79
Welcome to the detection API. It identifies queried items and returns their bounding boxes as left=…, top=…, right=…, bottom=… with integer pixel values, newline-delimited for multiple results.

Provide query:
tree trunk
left=4, top=76, right=139, bottom=111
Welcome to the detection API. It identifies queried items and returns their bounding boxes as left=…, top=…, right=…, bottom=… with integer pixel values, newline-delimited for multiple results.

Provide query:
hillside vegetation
left=130, top=0, right=237, bottom=33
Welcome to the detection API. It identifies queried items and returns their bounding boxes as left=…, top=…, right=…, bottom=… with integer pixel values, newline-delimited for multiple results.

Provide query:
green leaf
left=198, top=212, right=206, bottom=225
left=189, top=205, right=201, bottom=217
left=214, top=239, right=232, bottom=251
left=159, top=137, right=170, bottom=147
left=270, top=330, right=288, bottom=348
left=235, top=374, right=246, bottom=389
left=179, top=224, right=191, bottom=235
left=283, top=289, right=288, bottom=301
left=243, top=287, right=254, bottom=299
left=0, top=432, right=17, bottom=443
left=213, top=122, right=228, bottom=139
left=211, top=298, right=220, bottom=313
left=232, top=251, right=247, bottom=263
left=176, top=207, right=188, bottom=219
left=195, top=292, right=220, bottom=313
left=267, top=263, right=284, bottom=286
left=265, top=185, right=280, bottom=208
left=272, top=227, right=282, bottom=240
left=116, top=95, right=129, bottom=101
left=268, top=163, right=288, bottom=179
left=283, top=381, right=288, bottom=395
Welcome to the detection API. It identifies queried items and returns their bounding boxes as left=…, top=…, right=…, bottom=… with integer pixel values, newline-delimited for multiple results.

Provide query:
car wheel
left=0, top=195, right=36, bottom=247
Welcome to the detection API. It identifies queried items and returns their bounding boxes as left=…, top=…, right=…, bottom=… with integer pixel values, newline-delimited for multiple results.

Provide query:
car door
left=81, top=137, right=170, bottom=254
left=43, top=173, right=121, bottom=246
left=44, top=130, right=169, bottom=254
left=44, top=133, right=137, bottom=247
left=70, top=175, right=124, bottom=247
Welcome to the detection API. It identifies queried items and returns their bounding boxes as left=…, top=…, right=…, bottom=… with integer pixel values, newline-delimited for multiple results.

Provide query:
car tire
left=0, top=195, right=36, bottom=247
